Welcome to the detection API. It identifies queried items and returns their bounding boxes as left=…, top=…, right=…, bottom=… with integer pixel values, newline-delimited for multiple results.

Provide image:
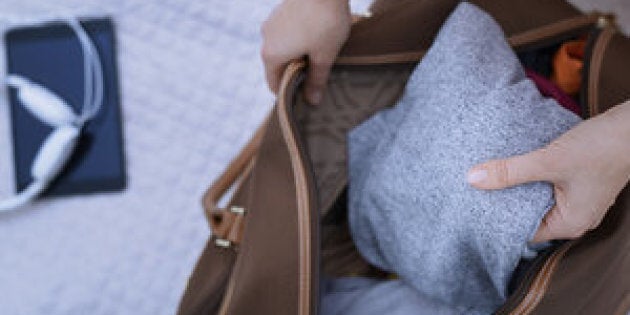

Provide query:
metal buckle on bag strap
left=210, top=206, right=247, bottom=249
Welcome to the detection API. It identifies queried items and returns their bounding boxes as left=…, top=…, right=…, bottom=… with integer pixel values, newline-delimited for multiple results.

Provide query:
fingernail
left=309, top=91, right=322, bottom=104
left=467, top=169, right=487, bottom=184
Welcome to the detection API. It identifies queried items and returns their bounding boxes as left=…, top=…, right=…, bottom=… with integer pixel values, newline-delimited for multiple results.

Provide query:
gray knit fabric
left=348, top=2, right=582, bottom=313
left=320, top=277, right=468, bottom=315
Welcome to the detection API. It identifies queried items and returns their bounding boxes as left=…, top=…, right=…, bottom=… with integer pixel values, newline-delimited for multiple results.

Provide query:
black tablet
left=4, top=18, right=126, bottom=196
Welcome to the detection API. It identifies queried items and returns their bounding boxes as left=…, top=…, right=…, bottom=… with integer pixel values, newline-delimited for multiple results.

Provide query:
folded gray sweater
left=348, top=2, right=582, bottom=313
left=320, top=277, right=467, bottom=315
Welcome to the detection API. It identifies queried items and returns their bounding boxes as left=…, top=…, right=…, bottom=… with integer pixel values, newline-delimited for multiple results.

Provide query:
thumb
left=531, top=207, right=558, bottom=243
left=531, top=204, right=586, bottom=243
left=467, top=149, right=553, bottom=190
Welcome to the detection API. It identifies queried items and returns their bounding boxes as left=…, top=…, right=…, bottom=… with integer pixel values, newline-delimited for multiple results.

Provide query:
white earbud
left=0, top=17, right=104, bottom=213
left=6, top=74, right=79, bottom=126
left=0, top=126, right=79, bottom=212
left=31, top=125, right=80, bottom=183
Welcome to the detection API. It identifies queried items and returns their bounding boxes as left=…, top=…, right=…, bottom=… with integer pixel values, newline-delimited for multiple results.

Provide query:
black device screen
left=4, top=18, right=126, bottom=196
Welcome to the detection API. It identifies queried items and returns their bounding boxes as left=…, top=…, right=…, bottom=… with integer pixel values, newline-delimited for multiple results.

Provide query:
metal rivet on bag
left=597, top=16, right=610, bottom=29
left=230, top=206, right=246, bottom=215
left=215, top=238, right=231, bottom=248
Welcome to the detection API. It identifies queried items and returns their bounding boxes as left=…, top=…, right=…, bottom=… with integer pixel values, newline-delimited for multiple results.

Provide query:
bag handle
left=204, top=115, right=269, bottom=246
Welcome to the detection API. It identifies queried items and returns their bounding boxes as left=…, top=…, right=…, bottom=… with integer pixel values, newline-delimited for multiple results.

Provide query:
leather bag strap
left=204, top=114, right=269, bottom=245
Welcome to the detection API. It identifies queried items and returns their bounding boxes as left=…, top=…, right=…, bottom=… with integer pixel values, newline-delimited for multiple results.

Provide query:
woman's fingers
left=260, top=0, right=351, bottom=104
left=260, top=17, right=290, bottom=94
left=304, top=55, right=333, bottom=104
left=531, top=205, right=585, bottom=243
left=262, top=52, right=286, bottom=94
left=532, top=203, right=590, bottom=243
left=532, top=205, right=558, bottom=243
left=467, top=148, right=556, bottom=190
left=469, top=99, right=630, bottom=243
left=262, top=46, right=334, bottom=104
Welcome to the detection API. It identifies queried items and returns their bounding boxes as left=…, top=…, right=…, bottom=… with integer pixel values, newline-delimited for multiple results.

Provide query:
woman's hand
left=261, top=0, right=351, bottom=104
left=467, top=100, right=630, bottom=243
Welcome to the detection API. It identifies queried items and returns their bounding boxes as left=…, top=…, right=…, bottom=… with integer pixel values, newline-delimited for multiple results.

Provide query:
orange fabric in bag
left=551, top=39, right=586, bottom=95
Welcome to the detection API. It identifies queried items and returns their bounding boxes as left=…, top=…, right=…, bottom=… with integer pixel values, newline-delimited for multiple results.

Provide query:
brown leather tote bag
left=178, top=1, right=630, bottom=314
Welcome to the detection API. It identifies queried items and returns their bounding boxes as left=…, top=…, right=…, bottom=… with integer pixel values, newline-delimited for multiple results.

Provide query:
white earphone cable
left=68, top=18, right=93, bottom=124
left=0, top=17, right=104, bottom=213
left=0, top=181, right=46, bottom=212
left=67, top=17, right=104, bottom=125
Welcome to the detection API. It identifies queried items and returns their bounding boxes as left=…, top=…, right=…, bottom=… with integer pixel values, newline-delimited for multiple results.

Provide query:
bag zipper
left=277, top=61, right=317, bottom=315
left=507, top=13, right=600, bottom=50
left=586, top=17, right=616, bottom=116
left=335, top=14, right=601, bottom=66
left=495, top=242, right=573, bottom=314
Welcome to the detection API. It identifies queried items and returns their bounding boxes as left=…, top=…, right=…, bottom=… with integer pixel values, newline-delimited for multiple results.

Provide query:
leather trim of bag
left=203, top=115, right=268, bottom=238
left=218, top=108, right=304, bottom=315
left=177, top=239, right=238, bottom=315
left=277, top=60, right=316, bottom=315
left=215, top=60, right=318, bottom=315
left=505, top=243, right=573, bottom=315
left=508, top=13, right=600, bottom=49
left=336, top=13, right=601, bottom=65
left=338, top=0, right=583, bottom=58
left=177, top=172, right=257, bottom=314
left=588, top=23, right=616, bottom=116
left=336, top=51, right=426, bottom=65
